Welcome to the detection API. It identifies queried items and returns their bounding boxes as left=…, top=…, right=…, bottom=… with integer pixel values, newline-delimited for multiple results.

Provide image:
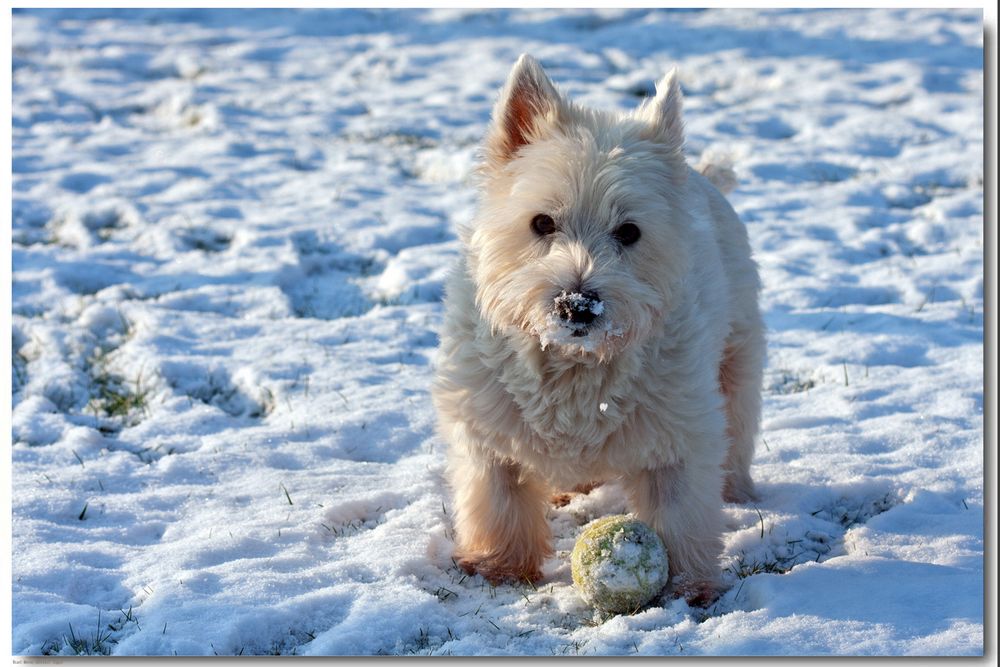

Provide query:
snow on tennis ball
left=571, top=514, right=669, bottom=615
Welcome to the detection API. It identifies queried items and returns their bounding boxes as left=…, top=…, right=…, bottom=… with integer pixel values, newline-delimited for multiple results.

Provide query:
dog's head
left=464, top=54, right=693, bottom=361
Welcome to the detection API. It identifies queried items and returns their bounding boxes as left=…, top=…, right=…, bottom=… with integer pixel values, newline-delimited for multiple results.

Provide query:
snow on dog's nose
left=554, top=290, right=603, bottom=332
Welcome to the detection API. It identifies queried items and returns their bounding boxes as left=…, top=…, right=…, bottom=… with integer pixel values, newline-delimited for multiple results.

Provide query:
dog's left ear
left=636, top=69, right=684, bottom=154
left=485, top=54, right=565, bottom=167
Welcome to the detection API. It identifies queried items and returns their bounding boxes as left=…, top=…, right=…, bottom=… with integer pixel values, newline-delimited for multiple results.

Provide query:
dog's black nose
left=555, top=290, right=603, bottom=326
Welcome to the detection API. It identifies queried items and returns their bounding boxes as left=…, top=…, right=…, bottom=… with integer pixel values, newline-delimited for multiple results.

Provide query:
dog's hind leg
left=719, top=324, right=765, bottom=503
left=448, top=442, right=552, bottom=584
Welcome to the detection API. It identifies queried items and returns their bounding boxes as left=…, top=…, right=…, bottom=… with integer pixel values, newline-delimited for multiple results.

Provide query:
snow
left=9, top=7, right=986, bottom=657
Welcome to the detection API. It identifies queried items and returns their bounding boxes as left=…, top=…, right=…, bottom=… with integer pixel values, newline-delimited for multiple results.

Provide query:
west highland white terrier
left=432, top=54, right=765, bottom=604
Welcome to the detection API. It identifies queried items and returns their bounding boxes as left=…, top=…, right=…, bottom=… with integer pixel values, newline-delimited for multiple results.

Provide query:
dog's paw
left=672, top=579, right=722, bottom=608
left=456, top=554, right=543, bottom=586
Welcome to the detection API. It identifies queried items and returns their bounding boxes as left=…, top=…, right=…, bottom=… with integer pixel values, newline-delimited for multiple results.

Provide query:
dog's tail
left=694, top=151, right=738, bottom=195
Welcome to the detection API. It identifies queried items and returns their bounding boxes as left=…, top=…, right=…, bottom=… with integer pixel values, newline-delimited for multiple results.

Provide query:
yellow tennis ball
left=571, top=514, right=669, bottom=615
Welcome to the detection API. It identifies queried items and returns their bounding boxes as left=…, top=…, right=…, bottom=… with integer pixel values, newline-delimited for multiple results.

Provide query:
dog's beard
left=525, top=294, right=660, bottom=363
left=532, top=308, right=624, bottom=358
left=481, top=291, right=628, bottom=361
left=475, top=262, right=665, bottom=362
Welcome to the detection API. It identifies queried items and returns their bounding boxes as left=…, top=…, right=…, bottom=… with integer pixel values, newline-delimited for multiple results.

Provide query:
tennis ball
left=570, top=514, right=669, bottom=615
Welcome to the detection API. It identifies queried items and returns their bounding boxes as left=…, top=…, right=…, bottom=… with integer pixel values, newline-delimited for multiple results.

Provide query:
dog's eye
left=530, top=214, right=557, bottom=236
left=613, top=223, right=641, bottom=246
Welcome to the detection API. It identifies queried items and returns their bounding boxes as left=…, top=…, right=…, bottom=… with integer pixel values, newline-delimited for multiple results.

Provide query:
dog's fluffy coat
left=432, top=55, right=764, bottom=600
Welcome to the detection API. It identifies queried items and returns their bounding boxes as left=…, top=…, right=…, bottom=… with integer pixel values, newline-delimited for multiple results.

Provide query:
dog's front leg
left=625, top=461, right=725, bottom=606
left=447, top=443, right=552, bottom=585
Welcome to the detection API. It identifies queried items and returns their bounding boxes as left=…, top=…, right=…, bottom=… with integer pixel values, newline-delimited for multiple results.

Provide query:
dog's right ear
left=485, top=54, right=564, bottom=167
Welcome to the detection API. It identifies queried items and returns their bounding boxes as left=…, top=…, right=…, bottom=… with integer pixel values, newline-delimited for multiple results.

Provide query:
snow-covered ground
left=9, top=8, right=985, bottom=656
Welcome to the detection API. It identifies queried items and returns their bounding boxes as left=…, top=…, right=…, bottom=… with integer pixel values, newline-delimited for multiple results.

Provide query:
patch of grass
left=267, top=642, right=296, bottom=656
left=552, top=640, right=587, bottom=656
left=41, top=607, right=141, bottom=656
left=727, top=551, right=794, bottom=579
left=84, top=208, right=128, bottom=241
left=768, top=369, right=816, bottom=394
left=319, top=513, right=387, bottom=538
left=811, top=491, right=899, bottom=529
left=86, top=352, right=150, bottom=428
left=181, top=227, right=231, bottom=252
left=385, top=626, right=448, bottom=656
left=253, top=386, right=275, bottom=418
left=89, top=370, right=150, bottom=425
left=727, top=526, right=841, bottom=581
left=185, top=371, right=272, bottom=419
left=13, top=349, right=29, bottom=393
left=434, top=586, right=458, bottom=602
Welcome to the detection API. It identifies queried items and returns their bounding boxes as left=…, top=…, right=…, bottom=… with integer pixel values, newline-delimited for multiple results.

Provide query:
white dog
left=432, top=54, right=764, bottom=604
